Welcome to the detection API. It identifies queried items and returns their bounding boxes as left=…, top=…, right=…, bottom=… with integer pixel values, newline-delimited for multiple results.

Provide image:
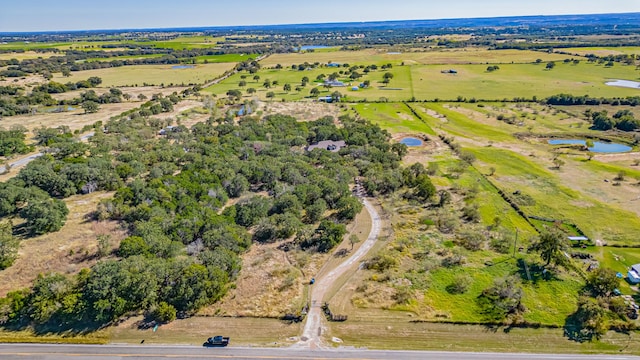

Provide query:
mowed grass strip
left=51, top=63, right=236, bottom=87
left=416, top=103, right=514, bottom=141
left=328, top=312, right=640, bottom=354
left=352, top=103, right=435, bottom=135
left=109, top=316, right=300, bottom=346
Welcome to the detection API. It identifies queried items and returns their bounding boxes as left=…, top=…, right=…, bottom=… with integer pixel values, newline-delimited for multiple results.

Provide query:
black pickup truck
left=203, top=335, right=230, bottom=347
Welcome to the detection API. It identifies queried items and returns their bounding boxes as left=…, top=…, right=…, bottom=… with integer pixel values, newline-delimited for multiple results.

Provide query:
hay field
left=0, top=51, right=59, bottom=60
left=261, top=48, right=572, bottom=67
left=51, top=63, right=236, bottom=87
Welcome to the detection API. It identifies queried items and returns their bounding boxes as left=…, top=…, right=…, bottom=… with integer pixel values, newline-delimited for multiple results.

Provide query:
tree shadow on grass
left=2, top=319, right=106, bottom=337
left=516, top=259, right=557, bottom=284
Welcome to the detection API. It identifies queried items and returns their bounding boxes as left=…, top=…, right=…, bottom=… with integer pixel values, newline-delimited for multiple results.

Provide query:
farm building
left=327, top=63, right=341, bottom=68
left=237, top=104, right=252, bottom=116
left=324, top=80, right=346, bottom=87
left=317, top=95, right=341, bottom=103
left=629, top=264, right=640, bottom=284
left=307, top=140, right=346, bottom=152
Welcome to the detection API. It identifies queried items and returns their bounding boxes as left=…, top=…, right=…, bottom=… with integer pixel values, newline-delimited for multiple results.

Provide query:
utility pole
left=512, top=229, right=519, bottom=258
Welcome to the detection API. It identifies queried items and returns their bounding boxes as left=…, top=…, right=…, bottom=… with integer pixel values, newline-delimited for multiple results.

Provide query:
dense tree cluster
left=0, top=109, right=416, bottom=328
left=0, top=77, right=112, bottom=117
left=545, top=94, right=640, bottom=107
left=0, top=127, right=31, bottom=156
left=587, top=109, right=640, bottom=132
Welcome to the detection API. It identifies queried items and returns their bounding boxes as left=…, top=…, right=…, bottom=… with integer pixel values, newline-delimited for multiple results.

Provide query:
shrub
left=365, top=254, right=398, bottom=272
left=446, top=274, right=472, bottom=294
left=151, top=302, right=177, bottom=323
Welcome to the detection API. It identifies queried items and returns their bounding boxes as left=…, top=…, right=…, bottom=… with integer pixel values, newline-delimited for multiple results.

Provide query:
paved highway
left=1, top=344, right=638, bottom=360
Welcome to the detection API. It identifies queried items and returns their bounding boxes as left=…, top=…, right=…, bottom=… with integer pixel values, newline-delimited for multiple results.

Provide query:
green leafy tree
left=529, top=229, right=568, bottom=266
left=336, top=196, right=363, bottom=221
left=20, top=198, right=69, bottom=235
left=586, top=267, right=619, bottom=298
left=477, top=275, right=525, bottom=320
left=414, top=174, right=436, bottom=201
left=81, top=101, right=100, bottom=114
left=151, top=302, right=176, bottom=323
left=565, top=296, right=607, bottom=341
left=0, top=221, right=19, bottom=270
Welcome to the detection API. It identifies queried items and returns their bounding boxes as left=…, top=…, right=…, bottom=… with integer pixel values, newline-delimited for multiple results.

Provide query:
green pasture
left=83, top=53, right=166, bottom=62
left=193, top=53, right=258, bottom=63
left=261, top=48, right=572, bottom=68
left=351, top=103, right=435, bottom=135
left=51, top=63, right=236, bottom=87
left=453, top=163, right=537, bottom=236
left=408, top=62, right=640, bottom=100
left=586, top=246, right=640, bottom=295
left=457, top=102, right=593, bottom=133
left=413, top=103, right=515, bottom=141
left=424, top=256, right=582, bottom=325
left=0, top=36, right=223, bottom=52
left=208, top=57, right=640, bottom=102
left=582, top=160, right=640, bottom=180
left=203, top=66, right=368, bottom=101
left=470, top=147, right=640, bottom=245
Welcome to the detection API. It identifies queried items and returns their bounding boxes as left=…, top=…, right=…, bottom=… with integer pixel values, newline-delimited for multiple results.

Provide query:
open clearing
left=208, top=56, right=640, bottom=102
left=261, top=48, right=572, bottom=67
left=0, top=51, right=59, bottom=60
left=0, top=192, right=126, bottom=297
left=327, top=313, right=640, bottom=354
left=109, top=316, right=300, bottom=347
left=51, top=63, right=236, bottom=87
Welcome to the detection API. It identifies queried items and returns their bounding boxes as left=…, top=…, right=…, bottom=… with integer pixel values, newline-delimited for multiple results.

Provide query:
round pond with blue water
left=172, top=65, right=195, bottom=69
left=400, top=137, right=423, bottom=146
left=548, top=139, right=632, bottom=153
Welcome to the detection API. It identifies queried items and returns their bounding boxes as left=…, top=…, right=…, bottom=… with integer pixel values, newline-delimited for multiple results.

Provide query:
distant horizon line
left=1, top=11, right=638, bottom=35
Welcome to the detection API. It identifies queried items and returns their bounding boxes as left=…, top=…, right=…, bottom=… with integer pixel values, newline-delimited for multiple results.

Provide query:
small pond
left=400, top=137, right=423, bottom=146
left=605, top=79, right=640, bottom=89
left=548, top=139, right=632, bottom=153
left=172, top=65, right=195, bottom=69
left=296, top=45, right=330, bottom=51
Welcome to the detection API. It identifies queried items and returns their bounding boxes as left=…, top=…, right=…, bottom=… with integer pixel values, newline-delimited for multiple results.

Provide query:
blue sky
left=1, top=0, right=638, bottom=32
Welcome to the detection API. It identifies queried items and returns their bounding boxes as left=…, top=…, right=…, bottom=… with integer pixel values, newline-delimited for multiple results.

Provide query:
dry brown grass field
left=50, top=63, right=236, bottom=87
left=0, top=192, right=126, bottom=296
left=0, top=51, right=59, bottom=61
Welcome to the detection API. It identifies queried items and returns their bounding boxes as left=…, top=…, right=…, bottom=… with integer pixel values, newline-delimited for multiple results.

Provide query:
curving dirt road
left=296, top=197, right=381, bottom=349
